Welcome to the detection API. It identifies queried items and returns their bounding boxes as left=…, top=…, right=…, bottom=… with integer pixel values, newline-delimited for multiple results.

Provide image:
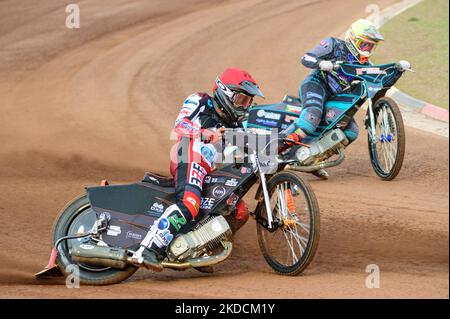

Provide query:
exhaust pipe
left=71, top=241, right=232, bottom=271
left=286, top=149, right=345, bottom=172
left=161, top=242, right=233, bottom=270
left=71, top=244, right=132, bottom=269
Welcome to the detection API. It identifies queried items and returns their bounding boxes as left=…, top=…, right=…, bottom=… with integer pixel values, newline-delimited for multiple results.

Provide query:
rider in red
left=133, top=68, right=264, bottom=270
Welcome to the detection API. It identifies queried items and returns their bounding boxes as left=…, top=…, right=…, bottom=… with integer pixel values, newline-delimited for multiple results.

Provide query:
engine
left=167, top=215, right=232, bottom=261
left=296, top=129, right=348, bottom=165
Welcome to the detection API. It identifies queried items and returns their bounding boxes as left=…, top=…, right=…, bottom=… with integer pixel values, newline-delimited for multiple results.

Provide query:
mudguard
left=86, top=182, right=176, bottom=249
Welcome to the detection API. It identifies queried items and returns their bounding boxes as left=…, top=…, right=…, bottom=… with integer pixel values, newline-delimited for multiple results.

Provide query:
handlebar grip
left=333, top=61, right=344, bottom=70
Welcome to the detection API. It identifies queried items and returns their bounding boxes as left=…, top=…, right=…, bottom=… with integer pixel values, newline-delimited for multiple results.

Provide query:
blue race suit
left=293, top=37, right=363, bottom=143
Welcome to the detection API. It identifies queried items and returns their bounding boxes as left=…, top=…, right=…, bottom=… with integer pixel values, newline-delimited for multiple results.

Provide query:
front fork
left=251, top=152, right=276, bottom=230
left=366, top=97, right=378, bottom=144
left=259, top=170, right=275, bottom=230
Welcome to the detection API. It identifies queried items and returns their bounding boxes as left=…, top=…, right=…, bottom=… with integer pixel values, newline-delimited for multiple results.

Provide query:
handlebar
left=335, top=61, right=413, bottom=73
left=223, top=130, right=310, bottom=158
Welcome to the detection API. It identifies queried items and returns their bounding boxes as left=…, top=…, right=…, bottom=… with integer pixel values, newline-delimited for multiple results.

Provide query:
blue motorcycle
left=245, top=62, right=412, bottom=181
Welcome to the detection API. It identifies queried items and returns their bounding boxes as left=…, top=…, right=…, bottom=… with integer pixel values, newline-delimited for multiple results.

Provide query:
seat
left=142, top=172, right=175, bottom=188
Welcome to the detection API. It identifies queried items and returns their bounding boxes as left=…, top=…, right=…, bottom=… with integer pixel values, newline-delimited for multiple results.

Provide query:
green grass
left=373, top=0, right=449, bottom=109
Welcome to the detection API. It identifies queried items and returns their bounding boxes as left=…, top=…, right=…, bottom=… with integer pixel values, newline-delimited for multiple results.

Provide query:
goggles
left=231, top=92, right=253, bottom=109
left=355, top=37, right=377, bottom=55
left=215, top=77, right=253, bottom=109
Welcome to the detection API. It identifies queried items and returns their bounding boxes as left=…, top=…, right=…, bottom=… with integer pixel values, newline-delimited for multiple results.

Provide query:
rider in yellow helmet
left=287, top=19, right=384, bottom=179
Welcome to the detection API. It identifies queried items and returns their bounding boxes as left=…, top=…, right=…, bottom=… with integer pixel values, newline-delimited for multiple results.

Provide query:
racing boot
left=132, top=222, right=164, bottom=271
left=311, top=168, right=329, bottom=180
left=133, top=204, right=188, bottom=271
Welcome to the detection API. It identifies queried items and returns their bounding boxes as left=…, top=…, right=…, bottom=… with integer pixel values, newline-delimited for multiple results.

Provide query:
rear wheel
left=52, top=195, right=138, bottom=285
left=368, top=97, right=406, bottom=181
left=256, top=171, right=320, bottom=276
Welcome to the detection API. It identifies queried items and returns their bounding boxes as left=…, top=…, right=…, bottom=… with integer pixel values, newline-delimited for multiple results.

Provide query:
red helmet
left=213, top=68, right=264, bottom=125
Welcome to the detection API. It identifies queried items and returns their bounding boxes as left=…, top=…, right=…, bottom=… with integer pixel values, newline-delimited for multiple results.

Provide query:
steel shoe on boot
left=194, top=266, right=214, bottom=273
left=311, top=168, right=329, bottom=180
left=141, top=247, right=163, bottom=272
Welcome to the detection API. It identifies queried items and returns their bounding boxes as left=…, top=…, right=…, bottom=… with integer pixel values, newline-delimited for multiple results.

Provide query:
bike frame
left=245, top=63, right=406, bottom=146
left=224, top=134, right=292, bottom=230
left=333, top=63, right=405, bottom=144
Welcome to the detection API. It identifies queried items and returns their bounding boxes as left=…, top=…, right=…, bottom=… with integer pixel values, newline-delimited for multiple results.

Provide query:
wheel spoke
left=290, top=229, right=308, bottom=248
left=373, top=104, right=400, bottom=174
left=381, top=140, right=390, bottom=170
left=287, top=228, right=305, bottom=256
left=288, top=230, right=300, bottom=263
left=382, top=107, right=393, bottom=170
left=298, top=222, right=310, bottom=232
left=384, top=140, right=394, bottom=169
left=385, top=107, right=398, bottom=170
left=282, top=226, right=298, bottom=263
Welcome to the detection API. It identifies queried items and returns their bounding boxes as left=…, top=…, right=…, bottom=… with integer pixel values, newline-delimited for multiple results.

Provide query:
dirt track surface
left=0, top=0, right=448, bottom=298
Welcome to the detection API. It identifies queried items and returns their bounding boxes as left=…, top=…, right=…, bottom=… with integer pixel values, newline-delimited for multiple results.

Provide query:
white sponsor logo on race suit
left=189, top=162, right=207, bottom=188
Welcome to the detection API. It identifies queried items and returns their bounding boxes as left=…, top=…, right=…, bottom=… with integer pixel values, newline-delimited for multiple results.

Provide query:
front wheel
left=256, top=171, right=320, bottom=276
left=368, top=97, right=406, bottom=181
left=52, top=195, right=138, bottom=285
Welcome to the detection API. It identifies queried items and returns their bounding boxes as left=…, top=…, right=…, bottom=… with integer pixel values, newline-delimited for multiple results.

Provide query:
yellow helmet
left=345, top=19, right=384, bottom=63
